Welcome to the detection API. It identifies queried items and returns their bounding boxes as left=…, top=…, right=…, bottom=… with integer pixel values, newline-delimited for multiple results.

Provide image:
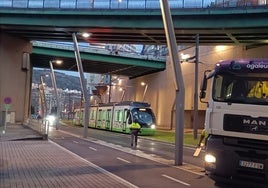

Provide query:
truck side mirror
left=199, top=90, right=206, bottom=99
left=199, top=71, right=210, bottom=103
left=200, top=74, right=207, bottom=98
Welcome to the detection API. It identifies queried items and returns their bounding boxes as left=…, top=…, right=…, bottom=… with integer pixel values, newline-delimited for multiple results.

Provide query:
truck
left=199, top=59, right=268, bottom=185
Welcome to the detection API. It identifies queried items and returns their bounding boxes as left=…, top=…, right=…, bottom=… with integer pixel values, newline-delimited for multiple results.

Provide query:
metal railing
left=0, top=0, right=267, bottom=9
left=26, top=118, right=49, bottom=139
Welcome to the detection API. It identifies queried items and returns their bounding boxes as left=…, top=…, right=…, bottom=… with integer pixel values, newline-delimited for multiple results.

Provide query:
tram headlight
left=150, top=124, right=156, bottom=129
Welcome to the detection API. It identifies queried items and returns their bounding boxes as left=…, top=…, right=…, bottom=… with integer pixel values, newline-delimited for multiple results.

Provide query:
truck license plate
left=239, top=160, right=264, bottom=170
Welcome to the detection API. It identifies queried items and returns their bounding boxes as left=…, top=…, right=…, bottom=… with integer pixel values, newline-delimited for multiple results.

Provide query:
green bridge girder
left=31, top=46, right=166, bottom=78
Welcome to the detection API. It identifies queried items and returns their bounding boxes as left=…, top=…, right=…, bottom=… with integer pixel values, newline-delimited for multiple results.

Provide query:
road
left=57, top=123, right=204, bottom=166
left=47, top=124, right=245, bottom=188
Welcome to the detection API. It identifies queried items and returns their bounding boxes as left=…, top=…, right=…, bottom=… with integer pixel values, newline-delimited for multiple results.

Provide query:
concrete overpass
left=1, top=5, right=268, bottom=46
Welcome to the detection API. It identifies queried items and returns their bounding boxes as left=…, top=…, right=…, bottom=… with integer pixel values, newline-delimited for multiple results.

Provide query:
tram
left=73, top=101, right=156, bottom=135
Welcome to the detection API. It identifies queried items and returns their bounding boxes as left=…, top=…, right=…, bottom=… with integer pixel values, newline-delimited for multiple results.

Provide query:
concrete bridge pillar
left=0, top=33, right=32, bottom=125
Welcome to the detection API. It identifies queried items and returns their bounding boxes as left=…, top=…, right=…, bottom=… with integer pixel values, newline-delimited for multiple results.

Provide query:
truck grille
left=224, top=137, right=268, bottom=151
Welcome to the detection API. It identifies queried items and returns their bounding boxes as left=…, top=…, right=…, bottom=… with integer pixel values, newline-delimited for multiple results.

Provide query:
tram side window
left=107, top=109, right=111, bottom=121
left=115, top=110, right=123, bottom=122
left=98, top=110, right=102, bottom=121
left=119, top=110, right=123, bottom=122
left=90, top=110, right=95, bottom=120
left=115, top=110, right=119, bottom=122
left=123, top=109, right=128, bottom=122
left=102, top=110, right=107, bottom=120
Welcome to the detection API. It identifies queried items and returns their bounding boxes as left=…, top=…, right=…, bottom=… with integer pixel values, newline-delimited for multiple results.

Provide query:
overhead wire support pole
left=40, top=76, right=48, bottom=119
left=160, top=0, right=185, bottom=166
left=72, top=33, right=89, bottom=138
left=50, top=61, right=60, bottom=130
left=193, top=34, right=199, bottom=139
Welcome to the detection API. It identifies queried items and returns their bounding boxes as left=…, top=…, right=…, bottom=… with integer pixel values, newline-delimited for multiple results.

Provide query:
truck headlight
left=205, top=154, right=216, bottom=163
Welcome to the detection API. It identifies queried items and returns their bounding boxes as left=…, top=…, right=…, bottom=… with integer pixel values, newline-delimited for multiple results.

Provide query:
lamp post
left=180, top=34, right=199, bottom=140
left=49, top=60, right=62, bottom=130
left=160, top=0, right=185, bottom=166
left=72, top=32, right=90, bottom=138
left=141, top=82, right=148, bottom=102
left=193, top=34, right=199, bottom=140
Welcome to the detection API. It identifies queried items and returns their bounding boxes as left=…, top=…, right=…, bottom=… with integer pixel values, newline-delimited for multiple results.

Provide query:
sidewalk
left=0, top=124, right=137, bottom=188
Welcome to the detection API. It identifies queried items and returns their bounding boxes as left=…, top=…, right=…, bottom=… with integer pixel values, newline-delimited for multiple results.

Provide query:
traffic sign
left=4, top=97, right=12, bottom=104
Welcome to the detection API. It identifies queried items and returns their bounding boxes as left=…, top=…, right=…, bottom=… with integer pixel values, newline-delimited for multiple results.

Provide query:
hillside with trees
left=32, top=69, right=81, bottom=91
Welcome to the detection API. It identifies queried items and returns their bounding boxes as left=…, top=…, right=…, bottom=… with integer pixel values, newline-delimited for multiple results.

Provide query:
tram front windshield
left=131, top=108, right=155, bottom=127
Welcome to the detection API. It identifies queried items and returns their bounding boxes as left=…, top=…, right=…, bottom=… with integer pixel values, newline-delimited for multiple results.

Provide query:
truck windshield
left=212, top=73, right=268, bottom=105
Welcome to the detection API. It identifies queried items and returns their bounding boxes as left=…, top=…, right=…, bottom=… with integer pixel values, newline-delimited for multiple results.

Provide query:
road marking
left=162, top=174, right=190, bottom=186
left=50, top=140, right=139, bottom=188
left=89, top=146, right=97, bottom=151
left=117, top=157, right=131, bottom=164
left=73, top=140, right=79, bottom=144
left=58, top=129, right=204, bottom=176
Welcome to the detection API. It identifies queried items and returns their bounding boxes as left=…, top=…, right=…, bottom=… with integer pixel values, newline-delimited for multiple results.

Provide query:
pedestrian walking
left=129, top=119, right=141, bottom=147
left=194, top=129, right=208, bottom=157
left=198, top=129, right=208, bottom=147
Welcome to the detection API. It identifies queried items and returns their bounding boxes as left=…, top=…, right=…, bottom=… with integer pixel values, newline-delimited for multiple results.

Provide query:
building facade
left=124, top=45, right=268, bottom=129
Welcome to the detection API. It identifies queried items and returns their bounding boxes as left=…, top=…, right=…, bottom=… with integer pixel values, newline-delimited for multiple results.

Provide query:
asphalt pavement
left=0, top=123, right=138, bottom=188
left=2, top=122, right=263, bottom=188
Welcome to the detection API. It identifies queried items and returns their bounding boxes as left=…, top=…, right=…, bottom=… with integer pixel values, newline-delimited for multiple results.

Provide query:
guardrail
left=25, top=118, right=49, bottom=139
left=0, top=0, right=267, bottom=9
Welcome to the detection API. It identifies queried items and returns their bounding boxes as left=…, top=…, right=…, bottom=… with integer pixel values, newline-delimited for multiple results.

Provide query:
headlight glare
left=205, top=154, right=216, bottom=163
left=150, top=124, right=156, bottom=129
left=46, top=115, right=56, bottom=124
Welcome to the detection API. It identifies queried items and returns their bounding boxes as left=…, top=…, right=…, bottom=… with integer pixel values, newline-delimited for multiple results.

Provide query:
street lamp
left=49, top=60, right=62, bottom=130
left=141, top=82, right=148, bottom=102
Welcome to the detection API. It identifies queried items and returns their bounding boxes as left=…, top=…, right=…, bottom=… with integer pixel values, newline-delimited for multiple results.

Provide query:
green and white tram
left=73, top=101, right=156, bottom=135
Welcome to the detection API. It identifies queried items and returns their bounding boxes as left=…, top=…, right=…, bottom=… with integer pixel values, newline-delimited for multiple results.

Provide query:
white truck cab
left=200, top=59, right=268, bottom=185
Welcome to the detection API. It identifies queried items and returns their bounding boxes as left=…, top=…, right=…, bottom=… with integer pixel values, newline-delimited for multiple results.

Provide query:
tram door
left=97, top=109, right=102, bottom=128
left=106, top=109, right=111, bottom=130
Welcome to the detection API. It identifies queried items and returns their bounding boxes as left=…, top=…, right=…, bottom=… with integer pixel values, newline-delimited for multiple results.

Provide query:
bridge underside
left=1, top=7, right=268, bottom=77
left=1, top=7, right=268, bottom=46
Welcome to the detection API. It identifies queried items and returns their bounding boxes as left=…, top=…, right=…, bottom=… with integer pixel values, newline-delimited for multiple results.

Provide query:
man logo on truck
left=243, top=119, right=267, bottom=126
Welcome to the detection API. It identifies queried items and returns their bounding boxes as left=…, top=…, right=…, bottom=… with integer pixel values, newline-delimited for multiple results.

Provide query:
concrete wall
left=124, top=45, right=268, bottom=130
left=0, top=33, right=32, bottom=124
